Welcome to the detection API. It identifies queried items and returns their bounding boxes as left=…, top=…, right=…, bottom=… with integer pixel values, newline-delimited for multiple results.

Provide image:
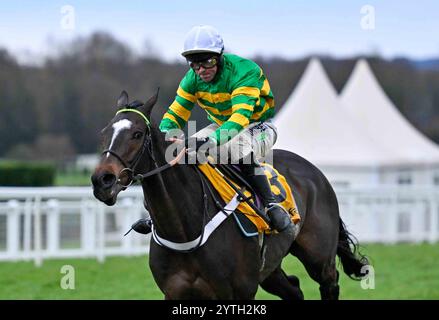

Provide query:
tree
left=0, top=49, right=38, bottom=156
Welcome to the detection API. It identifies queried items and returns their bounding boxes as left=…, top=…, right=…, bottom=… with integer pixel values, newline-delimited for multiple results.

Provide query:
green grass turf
left=0, top=242, right=438, bottom=299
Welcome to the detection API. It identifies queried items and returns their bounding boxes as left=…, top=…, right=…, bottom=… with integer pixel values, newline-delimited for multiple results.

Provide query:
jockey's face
left=188, top=56, right=219, bottom=83
left=195, top=64, right=218, bottom=82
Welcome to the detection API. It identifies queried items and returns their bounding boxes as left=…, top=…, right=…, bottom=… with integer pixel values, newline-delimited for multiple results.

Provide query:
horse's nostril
left=100, top=173, right=116, bottom=188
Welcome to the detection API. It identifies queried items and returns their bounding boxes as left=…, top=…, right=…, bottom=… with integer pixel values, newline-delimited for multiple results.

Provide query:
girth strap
left=151, top=194, right=240, bottom=252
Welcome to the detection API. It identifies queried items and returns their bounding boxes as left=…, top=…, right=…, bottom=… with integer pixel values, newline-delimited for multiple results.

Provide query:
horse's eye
left=133, top=131, right=143, bottom=140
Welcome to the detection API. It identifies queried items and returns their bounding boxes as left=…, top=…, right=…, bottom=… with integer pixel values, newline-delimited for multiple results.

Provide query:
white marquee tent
left=340, top=59, right=439, bottom=164
left=340, top=59, right=439, bottom=185
left=272, top=57, right=439, bottom=244
left=273, top=58, right=397, bottom=186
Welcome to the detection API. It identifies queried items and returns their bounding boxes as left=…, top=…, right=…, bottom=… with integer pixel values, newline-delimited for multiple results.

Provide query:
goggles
left=188, top=57, right=218, bottom=71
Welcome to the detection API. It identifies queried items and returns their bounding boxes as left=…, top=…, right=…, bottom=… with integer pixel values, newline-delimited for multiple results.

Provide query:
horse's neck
left=140, top=129, right=203, bottom=242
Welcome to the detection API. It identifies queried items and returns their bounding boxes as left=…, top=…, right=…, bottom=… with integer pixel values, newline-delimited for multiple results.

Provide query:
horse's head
left=91, top=90, right=158, bottom=205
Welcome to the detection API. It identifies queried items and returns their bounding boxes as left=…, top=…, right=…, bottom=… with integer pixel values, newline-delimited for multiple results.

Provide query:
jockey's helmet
left=181, top=25, right=224, bottom=58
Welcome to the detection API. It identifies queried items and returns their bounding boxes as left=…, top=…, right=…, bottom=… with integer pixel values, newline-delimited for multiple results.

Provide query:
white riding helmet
left=181, top=25, right=224, bottom=57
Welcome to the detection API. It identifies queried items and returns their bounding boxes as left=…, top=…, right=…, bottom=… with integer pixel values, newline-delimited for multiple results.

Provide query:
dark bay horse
left=91, top=90, right=368, bottom=299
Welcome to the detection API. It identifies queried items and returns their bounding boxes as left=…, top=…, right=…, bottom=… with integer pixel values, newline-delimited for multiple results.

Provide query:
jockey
left=132, top=25, right=291, bottom=235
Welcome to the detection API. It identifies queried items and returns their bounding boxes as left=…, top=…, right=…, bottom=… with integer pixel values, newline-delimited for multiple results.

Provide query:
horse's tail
left=337, top=218, right=368, bottom=280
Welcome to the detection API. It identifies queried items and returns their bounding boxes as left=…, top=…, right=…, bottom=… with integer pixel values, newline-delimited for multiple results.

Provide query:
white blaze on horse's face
left=106, top=119, right=132, bottom=157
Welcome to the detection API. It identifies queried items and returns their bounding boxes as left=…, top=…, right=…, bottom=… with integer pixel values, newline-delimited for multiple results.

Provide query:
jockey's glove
left=185, top=136, right=217, bottom=157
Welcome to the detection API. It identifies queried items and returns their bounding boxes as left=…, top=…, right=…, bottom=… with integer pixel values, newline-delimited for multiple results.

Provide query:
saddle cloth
left=197, top=163, right=301, bottom=234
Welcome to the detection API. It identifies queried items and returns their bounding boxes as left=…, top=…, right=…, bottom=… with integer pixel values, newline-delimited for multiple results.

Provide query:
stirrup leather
left=267, top=203, right=288, bottom=214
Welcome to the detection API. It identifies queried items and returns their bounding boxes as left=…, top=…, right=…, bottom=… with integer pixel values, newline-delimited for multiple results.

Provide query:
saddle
left=197, top=162, right=301, bottom=235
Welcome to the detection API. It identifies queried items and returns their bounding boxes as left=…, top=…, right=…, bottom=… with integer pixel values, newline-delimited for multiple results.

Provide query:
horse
left=91, top=90, right=368, bottom=300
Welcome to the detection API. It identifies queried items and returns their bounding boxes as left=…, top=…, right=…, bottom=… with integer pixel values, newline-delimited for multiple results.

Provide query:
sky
left=1, top=0, right=438, bottom=64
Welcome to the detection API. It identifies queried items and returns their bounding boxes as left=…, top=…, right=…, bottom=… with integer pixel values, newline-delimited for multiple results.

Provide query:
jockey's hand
left=166, top=136, right=184, bottom=144
left=164, top=132, right=184, bottom=144
left=185, top=136, right=217, bottom=155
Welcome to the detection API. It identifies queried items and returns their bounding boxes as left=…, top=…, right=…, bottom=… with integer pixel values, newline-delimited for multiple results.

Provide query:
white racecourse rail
left=0, top=186, right=149, bottom=266
left=0, top=185, right=438, bottom=266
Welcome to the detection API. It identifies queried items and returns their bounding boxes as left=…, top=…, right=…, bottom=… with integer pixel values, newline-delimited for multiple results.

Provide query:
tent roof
left=273, top=58, right=397, bottom=167
left=340, top=59, right=439, bottom=164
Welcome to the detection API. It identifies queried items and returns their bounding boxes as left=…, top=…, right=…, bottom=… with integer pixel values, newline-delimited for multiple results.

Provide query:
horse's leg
left=289, top=203, right=339, bottom=299
left=260, top=266, right=304, bottom=300
left=290, top=239, right=340, bottom=300
left=319, top=270, right=339, bottom=300
left=274, top=150, right=352, bottom=300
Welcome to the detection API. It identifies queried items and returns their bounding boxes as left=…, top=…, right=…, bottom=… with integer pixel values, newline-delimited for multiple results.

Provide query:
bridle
left=101, top=106, right=237, bottom=253
left=102, top=108, right=185, bottom=188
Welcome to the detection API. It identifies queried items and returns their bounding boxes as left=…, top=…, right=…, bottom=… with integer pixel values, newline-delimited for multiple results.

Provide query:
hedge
left=0, top=161, right=56, bottom=186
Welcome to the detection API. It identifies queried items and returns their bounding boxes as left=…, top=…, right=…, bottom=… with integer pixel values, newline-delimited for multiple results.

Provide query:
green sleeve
left=159, top=71, right=197, bottom=132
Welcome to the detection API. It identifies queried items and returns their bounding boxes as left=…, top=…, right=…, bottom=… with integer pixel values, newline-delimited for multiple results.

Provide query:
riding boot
left=240, top=160, right=292, bottom=232
left=131, top=218, right=152, bottom=235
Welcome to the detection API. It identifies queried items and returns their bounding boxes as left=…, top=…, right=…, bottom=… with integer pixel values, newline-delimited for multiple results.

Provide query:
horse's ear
left=117, top=90, right=129, bottom=108
left=140, top=87, right=160, bottom=116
